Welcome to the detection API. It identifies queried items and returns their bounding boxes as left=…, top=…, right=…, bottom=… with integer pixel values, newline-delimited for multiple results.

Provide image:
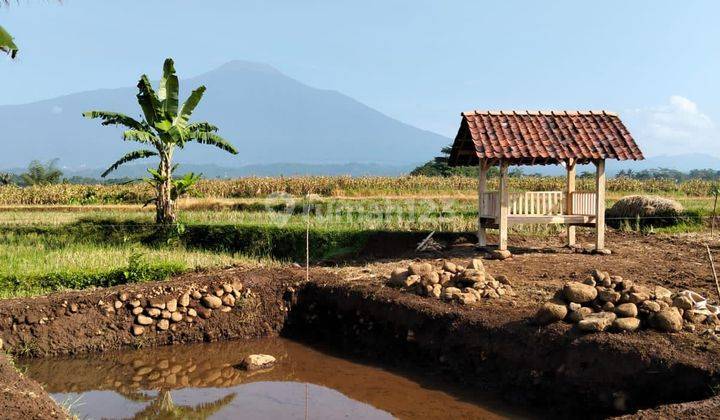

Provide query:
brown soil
left=0, top=353, right=65, bottom=419
left=3, top=231, right=720, bottom=418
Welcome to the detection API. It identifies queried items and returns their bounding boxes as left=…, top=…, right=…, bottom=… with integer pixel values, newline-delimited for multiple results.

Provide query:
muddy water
left=21, top=337, right=531, bottom=419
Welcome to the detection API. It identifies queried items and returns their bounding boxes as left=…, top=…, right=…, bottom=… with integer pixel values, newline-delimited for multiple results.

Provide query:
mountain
left=521, top=154, right=720, bottom=177
left=0, top=60, right=448, bottom=171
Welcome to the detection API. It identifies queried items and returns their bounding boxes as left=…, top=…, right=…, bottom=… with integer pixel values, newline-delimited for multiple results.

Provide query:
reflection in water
left=21, top=338, right=530, bottom=419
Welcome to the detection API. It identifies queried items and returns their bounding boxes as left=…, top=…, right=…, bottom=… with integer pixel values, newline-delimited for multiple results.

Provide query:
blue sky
left=2, top=0, right=719, bottom=157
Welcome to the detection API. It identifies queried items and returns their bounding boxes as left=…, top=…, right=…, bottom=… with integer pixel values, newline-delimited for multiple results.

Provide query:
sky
left=2, top=0, right=720, bottom=157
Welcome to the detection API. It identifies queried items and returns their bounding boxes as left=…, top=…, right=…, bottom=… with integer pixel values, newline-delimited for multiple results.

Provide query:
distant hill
left=0, top=60, right=448, bottom=169
left=521, top=154, right=720, bottom=177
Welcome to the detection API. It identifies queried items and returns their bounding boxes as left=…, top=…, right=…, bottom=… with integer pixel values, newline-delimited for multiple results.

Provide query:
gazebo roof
left=448, top=110, right=644, bottom=166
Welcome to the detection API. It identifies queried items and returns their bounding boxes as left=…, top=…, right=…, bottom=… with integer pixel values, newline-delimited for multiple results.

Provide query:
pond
left=20, top=337, right=531, bottom=419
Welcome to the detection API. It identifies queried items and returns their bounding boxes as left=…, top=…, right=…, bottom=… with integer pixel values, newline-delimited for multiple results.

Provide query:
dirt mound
left=607, top=195, right=684, bottom=228
left=0, top=353, right=64, bottom=419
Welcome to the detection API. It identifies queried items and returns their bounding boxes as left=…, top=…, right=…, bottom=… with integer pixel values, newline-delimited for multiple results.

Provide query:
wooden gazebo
left=448, top=110, right=644, bottom=253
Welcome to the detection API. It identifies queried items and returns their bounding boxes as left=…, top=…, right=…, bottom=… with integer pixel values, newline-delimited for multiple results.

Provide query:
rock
left=442, top=261, right=458, bottom=273
left=132, top=307, right=143, bottom=315
left=113, top=300, right=123, bottom=310
left=641, top=301, right=661, bottom=313
left=408, top=262, right=433, bottom=276
left=496, top=275, right=511, bottom=285
left=222, top=283, right=233, bottom=293
left=388, top=268, right=409, bottom=287
left=672, top=295, right=694, bottom=310
left=187, top=308, right=197, bottom=317
left=577, top=312, right=616, bottom=332
left=627, top=292, right=650, bottom=305
left=653, top=308, right=683, bottom=332
left=129, top=300, right=141, bottom=308
left=469, top=258, right=485, bottom=271
left=602, top=301, right=615, bottom=311
left=191, top=290, right=202, bottom=300
left=161, top=310, right=171, bottom=319
left=613, top=317, right=641, bottom=332
left=170, top=312, right=183, bottom=322
left=196, top=307, right=212, bottom=319
left=591, top=269, right=606, bottom=282
left=568, top=302, right=582, bottom=311
left=683, top=309, right=707, bottom=324
left=131, top=325, right=145, bottom=336
left=166, top=299, right=177, bottom=312
left=615, top=303, right=638, bottom=318
left=439, top=272, right=453, bottom=285
left=490, top=249, right=512, bottom=260
left=221, top=294, right=236, bottom=307
left=119, top=292, right=129, bottom=302
left=535, top=301, right=568, bottom=325
left=421, top=272, right=440, bottom=285
left=220, top=306, right=232, bottom=313
left=431, top=284, right=442, bottom=299
left=568, top=307, right=593, bottom=323
left=202, top=295, right=223, bottom=309
left=157, top=319, right=170, bottom=331
left=598, top=290, right=621, bottom=303
left=457, top=293, right=477, bottom=305
left=149, top=298, right=165, bottom=309
left=240, top=354, right=276, bottom=371
left=179, top=293, right=191, bottom=307
left=592, top=248, right=612, bottom=255
left=583, top=277, right=597, bottom=286
left=214, top=288, right=224, bottom=297
left=563, top=282, right=598, bottom=303
left=441, top=287, right=462, bottom=301
left=654, top=286, right=672, bottom=300
left=403, top=275, right=421, bottom=288
left=136, top=315, right=153, bottom=326
left=145, top=308, right=161, bottom=318
left=69, top=303, right=79, bottom=313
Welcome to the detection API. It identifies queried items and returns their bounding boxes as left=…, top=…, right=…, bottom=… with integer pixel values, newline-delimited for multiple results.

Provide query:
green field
left=0, top=188, right=715, bottom=298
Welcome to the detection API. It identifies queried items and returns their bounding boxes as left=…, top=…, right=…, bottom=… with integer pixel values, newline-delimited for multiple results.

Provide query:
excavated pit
left=1, top=267, right=719, bottom=418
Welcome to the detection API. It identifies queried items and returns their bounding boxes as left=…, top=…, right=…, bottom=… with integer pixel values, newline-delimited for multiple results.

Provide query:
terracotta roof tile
left=449, top=110, right=644, bottom=166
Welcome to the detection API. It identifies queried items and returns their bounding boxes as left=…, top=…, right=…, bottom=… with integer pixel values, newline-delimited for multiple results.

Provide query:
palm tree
left=0, top=25, right=18, bottom=58
left=84, top=58, right=238, bottom=224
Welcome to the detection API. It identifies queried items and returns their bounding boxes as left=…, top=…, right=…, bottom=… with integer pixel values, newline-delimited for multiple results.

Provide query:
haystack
left=607, top=195, right=683, bottom=228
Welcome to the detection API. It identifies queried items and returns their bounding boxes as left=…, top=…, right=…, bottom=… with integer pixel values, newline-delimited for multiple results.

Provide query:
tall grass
left=0, top=176, right=716, bottom=205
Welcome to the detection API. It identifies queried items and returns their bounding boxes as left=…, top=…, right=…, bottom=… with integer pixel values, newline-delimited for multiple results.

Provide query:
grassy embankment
left=0, top=176, right=715, bottom=297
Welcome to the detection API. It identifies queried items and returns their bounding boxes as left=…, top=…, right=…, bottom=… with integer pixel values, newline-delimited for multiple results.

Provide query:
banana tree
left=0, top=25, right=18, bottom=58
left=84, top=58, right=238, bottom=224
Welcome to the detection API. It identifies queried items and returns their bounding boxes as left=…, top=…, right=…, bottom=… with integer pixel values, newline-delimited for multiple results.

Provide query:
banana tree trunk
left=156, top=152, right=176, bottom=224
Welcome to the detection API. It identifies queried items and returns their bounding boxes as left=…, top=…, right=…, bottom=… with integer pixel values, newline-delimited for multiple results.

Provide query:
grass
left=0, top=191, right=714, bottom=298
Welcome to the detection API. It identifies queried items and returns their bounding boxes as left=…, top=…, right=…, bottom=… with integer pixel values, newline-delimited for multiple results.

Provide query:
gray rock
left=563, top=282, right=598, bottom=303
left=641, top=301, right=661, bottom=313
left=672, top=295, right=694, bottom=310
left=654, top=286, right=672, bottom=300
left=568, top=307, right=594, bottom=323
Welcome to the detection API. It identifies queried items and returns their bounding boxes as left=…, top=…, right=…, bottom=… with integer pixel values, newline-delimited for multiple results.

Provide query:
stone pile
left=387, top=259, right=515, bottom=305
left=535, top=270, right=719, bottom=333
left=97, top=281, right=245, bottom=337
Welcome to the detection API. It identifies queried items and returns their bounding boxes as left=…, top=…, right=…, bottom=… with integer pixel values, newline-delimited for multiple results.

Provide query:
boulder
left=672, top=295, right=694, bottom=310
left=202, top=295, right=223, bottom=309
left=615, top=303, right=638, bottom=318
left=145, top=308, right=161, bottom=318
left=442, top=261, right=458, bottom=273
left=567, top=307, right=593, bottom=323
left=441, top=287, right=462, bottom=301
left=469, top=258, right=485, bottom=271
left=627, top=292, right=650, bottom=305
left=457, top=293, right=477, bottom=305
left=613, top=317, right=641, bottom=332
left=157, top=319, right=170, bottom=331
left=490, top=250, right=512, bottom=260
left=240, top=354, right=277, bottom=371
left=179, top=293, right=191, bottom=307
left=641, top=300, right=661, bottom=313
left=535, top=301, right=568, bottom=325
left=388, top=268, right=409, bottom=287
left=598, top=290, right=621, bottom=303
left=577, top=312, right=616, bottom=332
left=149, top=298, right=165, bottom=309
left=409, top=262, right=433, bottom=276
left=166, top=299, right=177, bottom=312
left=653, top=308, right=683, bottom=332
left=563, top=282, right=598, bottom=303
left=421, top=272, right=440, bottom=285
left=136, top=315, right=153, bottom=326
left=131, top=325, right=145, bottom=336
left=654, top=286, right=672, bottom=301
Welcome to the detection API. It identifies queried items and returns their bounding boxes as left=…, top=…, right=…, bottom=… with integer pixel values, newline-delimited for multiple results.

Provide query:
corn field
left=0, top=176, right=715, bottom=205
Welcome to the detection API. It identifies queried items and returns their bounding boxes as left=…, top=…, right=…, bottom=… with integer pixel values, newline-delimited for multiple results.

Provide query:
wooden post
left=565, top=159, right=576, bottom=247
left=498, top=161, right=509, bottom=251
left=595, top=159, right=606, bottom=250
left=477, top=160, right=488, bottom=247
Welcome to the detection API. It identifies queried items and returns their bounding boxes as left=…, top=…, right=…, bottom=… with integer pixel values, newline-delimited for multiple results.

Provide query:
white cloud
left=627, top=96, right=718, bottom=156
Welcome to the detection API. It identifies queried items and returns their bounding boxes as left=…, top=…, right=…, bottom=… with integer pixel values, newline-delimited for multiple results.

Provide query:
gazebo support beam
left=498, top=161, right=509, bottom=251
left=477, top=159, right=489, bottom=247
left=595, top=159, right=606, bottom=250
left=565, top=158, right=576, bottom=247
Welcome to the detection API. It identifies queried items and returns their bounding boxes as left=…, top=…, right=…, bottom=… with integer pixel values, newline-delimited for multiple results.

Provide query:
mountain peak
left=212, top=60, right=282, bottom=75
